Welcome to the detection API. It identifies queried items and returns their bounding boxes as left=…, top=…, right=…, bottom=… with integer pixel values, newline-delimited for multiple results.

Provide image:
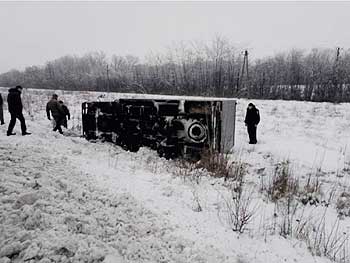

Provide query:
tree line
left=1, top=37, right=350, bottom=102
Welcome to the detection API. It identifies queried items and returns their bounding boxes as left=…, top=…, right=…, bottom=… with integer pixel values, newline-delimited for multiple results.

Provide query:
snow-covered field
left=0, top=87, right=349, bottom=263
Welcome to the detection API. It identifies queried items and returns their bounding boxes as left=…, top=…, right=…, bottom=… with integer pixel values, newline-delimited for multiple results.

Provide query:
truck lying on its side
left=82, top=93, right=236, bottom=160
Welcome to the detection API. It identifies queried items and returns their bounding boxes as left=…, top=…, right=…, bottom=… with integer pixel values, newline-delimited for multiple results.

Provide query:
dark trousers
left=0, top=106, right=4, bottom=124
left=62, top=117, right=68, bottom=129
left=8, top=112, right=27, bottom=134
left=247, top=124, right=257, bottom=144
left=53, top=116, right=63, bottom=134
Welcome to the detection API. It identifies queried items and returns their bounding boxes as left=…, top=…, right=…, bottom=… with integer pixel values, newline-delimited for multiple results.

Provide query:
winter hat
left=16, top=85, right=23, bottom=90
left=248, top=103, right=255, bottom=107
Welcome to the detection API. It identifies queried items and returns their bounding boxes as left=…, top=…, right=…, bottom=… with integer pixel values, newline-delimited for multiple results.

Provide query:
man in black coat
left=244, top=103, right=260, bottom=144
left=7, top=85, right=31, bottom=136
left=58, top=100, right=70, bottom=129
left=46, top=94, right=65, bottom=134
left=0, top=93, right=4, bottom=125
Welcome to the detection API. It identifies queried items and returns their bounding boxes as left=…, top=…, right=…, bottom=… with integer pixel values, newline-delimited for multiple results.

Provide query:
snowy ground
left=0, top=87, right=349, bottom=263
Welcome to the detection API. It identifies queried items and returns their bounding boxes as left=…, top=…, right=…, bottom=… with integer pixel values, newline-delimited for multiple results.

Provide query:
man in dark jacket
left=244, top=103, right=260, bottom=144
left=7, top=86, right=31, bottom=136
left=0, top=93, right=4, bottom=125
left=46, top=94, right=65, bottom=134
left=58, top=100, right=70, bottom=129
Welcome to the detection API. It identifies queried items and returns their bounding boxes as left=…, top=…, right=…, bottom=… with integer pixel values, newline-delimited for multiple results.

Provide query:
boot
left=22, top=132, right=31, bottom=136
left=7, top=132, right=16, bottom=136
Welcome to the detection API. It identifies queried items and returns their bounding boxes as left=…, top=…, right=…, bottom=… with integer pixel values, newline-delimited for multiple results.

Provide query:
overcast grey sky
left=0, top=1, right=350, bottom=73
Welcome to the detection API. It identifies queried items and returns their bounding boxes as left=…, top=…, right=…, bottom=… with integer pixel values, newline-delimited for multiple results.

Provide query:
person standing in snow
left=58, top=100, right=70, bottom=129
left=6, top=85, right=31, bottom=136
left=0, top=93, right=4, bottom=125
left=244, top=102, right=260, bottom=144
left=46, top=94, right=65, bottom=134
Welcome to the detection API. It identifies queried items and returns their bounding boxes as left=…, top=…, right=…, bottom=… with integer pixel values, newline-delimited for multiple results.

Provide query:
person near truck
left=244, top=102, right=260, bottom=144
left=46, top=94, right=65, bottom=134
left=58, top=100, right=70, bottom=129
left=6, top=86, right=31, bottom=136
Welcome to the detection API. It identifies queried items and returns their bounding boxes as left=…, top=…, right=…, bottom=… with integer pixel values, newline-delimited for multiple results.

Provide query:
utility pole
left=237, top=50, right=249, bottom=96
left=336, top=47, right=341, bottom=62
left=332, top=47, right=342, bottom=101
left=106, top=64, right=110, bottom=93
left=244, top=50, right=249, bottom=80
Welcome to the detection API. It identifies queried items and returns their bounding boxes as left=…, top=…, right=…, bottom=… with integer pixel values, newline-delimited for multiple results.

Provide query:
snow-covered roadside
left=67, top=142, right=332, bottom=263
left=0, top=123, right=232, bottom=263
left=0, top=124, right=330, bottom=263
left=0, top=89, right=334, bottom=263
left=1, top=87, right=349, bottom=263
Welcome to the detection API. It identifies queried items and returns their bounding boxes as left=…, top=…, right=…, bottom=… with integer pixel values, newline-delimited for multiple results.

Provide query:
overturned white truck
left=82, top=93, right=236, bottom=160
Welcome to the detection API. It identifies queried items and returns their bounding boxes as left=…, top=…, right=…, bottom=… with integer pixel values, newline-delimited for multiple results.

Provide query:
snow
left=0, top=87, right=349, bottom=263
left=237, top=99, right=350, bottom=172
